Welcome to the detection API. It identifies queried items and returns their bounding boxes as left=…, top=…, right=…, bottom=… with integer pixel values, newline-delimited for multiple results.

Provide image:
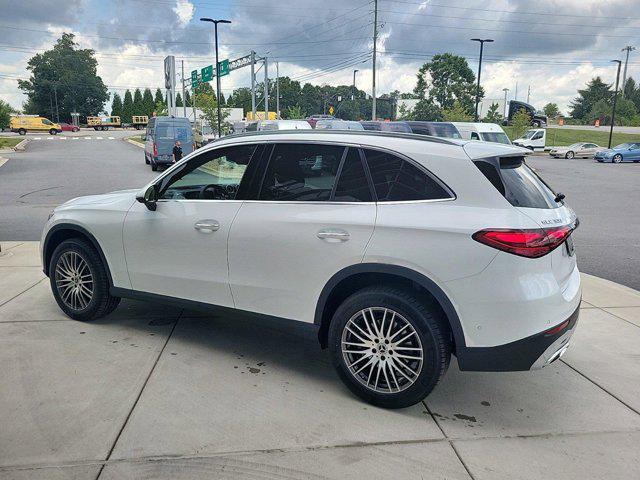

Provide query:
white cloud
left=173, top=0, right=194, bottom=27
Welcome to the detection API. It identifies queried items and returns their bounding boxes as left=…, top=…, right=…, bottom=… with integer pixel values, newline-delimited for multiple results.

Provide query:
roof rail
left=216, top=129, right=461, bottom=146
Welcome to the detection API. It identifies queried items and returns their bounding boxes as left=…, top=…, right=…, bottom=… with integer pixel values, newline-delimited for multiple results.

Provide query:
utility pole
left=250, top=50, right=256, bottom=119
left=471, top=38, right=493, bottom=121
left=352, top=69, right=359, bottom=101
left=502, top=88, right=509, bottom=117
left=527, top=85, right=531, bottom=104
left=276, top=61, right=280, bottom=119
left=371, top=0, right=378, bottom=120
left=53, top=84, right=59, bottom=122
left=181, top=60, right=187, bottom=118
left=200, top=18, right=231, bottom=137
left=514, top=81, right=518, bottom=101
left=609, top=60, right=622, bottom=149
left=264, top=57, right=269, bottom=119
left=621, top=46, right=636, bottom=96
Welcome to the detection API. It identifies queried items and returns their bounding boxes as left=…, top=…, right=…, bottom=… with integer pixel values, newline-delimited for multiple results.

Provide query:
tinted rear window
left=474, top=157, right=559, bottom=209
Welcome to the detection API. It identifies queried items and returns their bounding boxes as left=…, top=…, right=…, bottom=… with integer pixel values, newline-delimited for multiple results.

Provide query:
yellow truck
left=131, top=115, right=149, bottom=130
left=10, top=115, right=62, bottom=135
left=87, top=116, right=121, bottom=131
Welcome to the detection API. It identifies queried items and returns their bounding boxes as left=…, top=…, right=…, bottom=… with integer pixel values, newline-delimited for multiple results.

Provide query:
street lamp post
left=471, top=38, right=493, bottom=122
left=200, top=17, right=231, bottom=138
left=352, top=69, right=359, bottom=101
left=609, top=60, right=622, bottom=149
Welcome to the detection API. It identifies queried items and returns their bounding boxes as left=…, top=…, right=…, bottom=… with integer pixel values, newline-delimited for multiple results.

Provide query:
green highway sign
left=191, top=70, right=199, bottom=88
left=201, top=65, right=214, bottom=83
left=219, top=59, right=229, bottom=77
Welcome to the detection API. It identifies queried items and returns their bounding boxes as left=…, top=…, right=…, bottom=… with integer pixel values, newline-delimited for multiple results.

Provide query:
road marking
left=33, top=137, right=41, bottom=140
left=95, top=136, right=103, bottom=140
left=84, top=137, right=92, bottom=140
left=108, top=137, right=115, bottom=140
left=59, top=137, right=67, bottom=140
left=72, top=137, right=79, bottom=140
left=46, top=137, right=53, bottom=140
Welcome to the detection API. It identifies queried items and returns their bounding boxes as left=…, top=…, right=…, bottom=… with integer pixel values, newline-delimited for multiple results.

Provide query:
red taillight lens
left=472, top=225, right=574, bottom=258
left=153, top=143, right=158, bottom=157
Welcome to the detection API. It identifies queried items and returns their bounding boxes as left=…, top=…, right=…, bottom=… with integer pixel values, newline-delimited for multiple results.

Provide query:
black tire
left=329, top=286, right=451, bottom=409
left=73, top=127, right=79, bottom=132
left=565, top=151, right=574, bottom=159
left=151, top=161, right=158, bottom=171
left=613, top=154, right=623, bottom=163
left=18, top=128, right=26, bottom=135
left=145, top=155, right=150, bottom=165
left=49, top=238, right=120, bottom=321
left=49, top=129, right=57, bottom=135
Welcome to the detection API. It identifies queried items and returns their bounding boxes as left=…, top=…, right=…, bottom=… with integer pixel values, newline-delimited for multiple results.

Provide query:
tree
left=409, top=98, right=442, bottom=121
left=184, top=90, right=192, bottom=108
left=132, top=88, right=143, bottom=115
left=142, top=88, right=154, bottom=116
left=483, top=102, right=503, bottom=124
left=543, top=102, right=560, bottom=119
left=285, top=105, right=305, bottom=119
left=569, top=77, right=612, bottom=120
left=111, top=93, right=123, bottom=118
left=175, top=93, right=183, bottom=107
left=588, top=97, right=637, bottom=125
left=0, top=99, right=16, bottom=130
left=194, top=91, right=230, bottom=133
left=122, top=89, right=133, bottom=123
left=154, top=88, right=164, bottom=106
left=226, top=87, right=253, bottom=116
left=442, top=100, right=473, bottom=122
left=623, top=77, right=640, bottom=112
left=511, top=108, right=531, bottom=138
left=18, top=33, right=108, bottom=122
left=414, top=53, right=480, bottom=113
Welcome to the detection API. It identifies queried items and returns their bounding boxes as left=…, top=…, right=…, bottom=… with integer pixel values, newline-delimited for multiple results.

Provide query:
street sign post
left=201, top=65, right=214, bottom=83
left=200, top=60, right=230, bottom=84
left=219, top=59, right=229, bottom=77
left=191, top=70, right=199, bottom=88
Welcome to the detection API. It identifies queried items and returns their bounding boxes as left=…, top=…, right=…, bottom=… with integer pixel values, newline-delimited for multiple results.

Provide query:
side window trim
left=358, top=147, right=378, bottom=202
left=328, top=147, right=349, bottom=201
left=360, top=146, right=456, bottom=202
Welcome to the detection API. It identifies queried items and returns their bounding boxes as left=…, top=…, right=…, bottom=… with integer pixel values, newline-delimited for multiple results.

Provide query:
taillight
left=472, top=225, right=574, bottom=258
left=153, top=143, right=158, bottom=157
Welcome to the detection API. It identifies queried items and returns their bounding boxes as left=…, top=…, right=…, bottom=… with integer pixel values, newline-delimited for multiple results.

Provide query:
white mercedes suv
left=41, top=130, right=581, bottom=408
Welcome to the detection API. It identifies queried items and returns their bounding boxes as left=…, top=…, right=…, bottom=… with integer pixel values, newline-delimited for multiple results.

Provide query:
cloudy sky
left=1, top=0, right=639, bottom=115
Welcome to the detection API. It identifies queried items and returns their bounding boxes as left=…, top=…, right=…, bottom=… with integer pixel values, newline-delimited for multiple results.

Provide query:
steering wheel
left=199, top=184, right=227, bottom=200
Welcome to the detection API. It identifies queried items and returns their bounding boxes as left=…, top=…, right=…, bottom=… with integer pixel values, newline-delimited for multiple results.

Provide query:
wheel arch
left=43, top=224, right=114, bottom=287
left=314, top=264, right=466, bottom=352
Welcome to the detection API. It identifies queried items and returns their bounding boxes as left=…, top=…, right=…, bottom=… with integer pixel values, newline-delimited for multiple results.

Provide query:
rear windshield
left=474, top=157, right=559, bottom=209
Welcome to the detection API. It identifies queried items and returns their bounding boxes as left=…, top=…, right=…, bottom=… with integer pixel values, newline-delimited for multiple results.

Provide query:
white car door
left=123, top=144, right=261, bottom=307
left=228, top=143, right=376, bottom=322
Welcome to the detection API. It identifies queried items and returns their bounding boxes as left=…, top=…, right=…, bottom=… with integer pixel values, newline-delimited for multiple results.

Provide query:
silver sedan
left=549, top=143, right=602, bottom=159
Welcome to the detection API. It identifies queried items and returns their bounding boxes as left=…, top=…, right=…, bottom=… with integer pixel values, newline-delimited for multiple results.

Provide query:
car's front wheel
left=565, top=151, right=574, bottom=159
left=613, top=154, right=623, bottom=163
left=329, top=286, right=451, bottom=409
left=50, top=238, right=120, bottom=321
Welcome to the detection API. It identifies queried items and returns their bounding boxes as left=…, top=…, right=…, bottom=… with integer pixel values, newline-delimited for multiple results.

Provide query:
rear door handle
left=194, top=220, right=220, bottom=233
left=317, top=229, right=350, bottom=242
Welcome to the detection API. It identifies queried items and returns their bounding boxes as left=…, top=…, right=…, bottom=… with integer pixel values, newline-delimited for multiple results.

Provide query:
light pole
left=471, top=38, right=493, bottom=122
left=200, top=17, right=231, bottom=138
left=621, top=46, right=636, bottom=95
left=352, top=69, right=359, bottom=101
left=609, top=60, right=622, bottom=149
left=502, top=87, right=509, bottom=118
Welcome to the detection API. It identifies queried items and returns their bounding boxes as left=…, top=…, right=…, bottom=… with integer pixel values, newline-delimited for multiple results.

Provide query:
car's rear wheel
left=329, top=286, right=451, bottom=409
left=151, top=161, right=158, bottom=171
left=49, top=238, right=120, bottom=321
left=18, top=128, right=26, bottom=135
left=613, top=154, right=623, bottom=163
left=145, top=155, right=150, bottom=165
left=49, top=129, right=57, bottom=135
left=565, top=151, right=574, bottom=159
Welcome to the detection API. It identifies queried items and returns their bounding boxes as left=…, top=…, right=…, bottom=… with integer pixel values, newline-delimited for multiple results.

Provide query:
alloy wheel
left=341, top=307, right=424, bottom=394
left=54, top=251, right=94, bottom=311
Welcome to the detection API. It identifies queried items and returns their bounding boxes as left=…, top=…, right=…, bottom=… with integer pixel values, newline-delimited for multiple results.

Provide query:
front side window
left=42, top=119, right=52, bottom=125
left=363, top=149, right=452, bottom=202
left=258, top=143, right=345, bottom=201
left=160, top=145, right=257, bottom=200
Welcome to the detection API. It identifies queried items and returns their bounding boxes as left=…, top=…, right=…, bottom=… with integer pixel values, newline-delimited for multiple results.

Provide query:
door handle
left=317, top=229, right=350, bottom=242
left=194, top=220, right=220, bottom=233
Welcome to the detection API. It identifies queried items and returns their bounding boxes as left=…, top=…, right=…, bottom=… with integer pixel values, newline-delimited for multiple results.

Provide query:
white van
left=512, top=128, right=546, bottom=151
left=451, top=122, right=511, bottom=145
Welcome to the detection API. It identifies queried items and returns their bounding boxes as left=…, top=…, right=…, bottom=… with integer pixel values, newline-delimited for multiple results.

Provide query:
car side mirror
left=136, top=185, right=158, bottom=211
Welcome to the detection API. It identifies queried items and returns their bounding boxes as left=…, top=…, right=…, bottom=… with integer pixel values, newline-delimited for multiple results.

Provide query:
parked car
left=406, top=121, right=461, bottom=139
left=42, top=130, right=580, bottom=408
left=360, top=121, right=412, bottom=133
left=9, top=115, right=61, bottom=135
left=58, top=122, right=80, bottom=133
left=143, top=116, right=194, bottom=171
left=306, top=114, right=335, bottom=128
left=451, top=122, right=511, bottom=144
left=512, top=128, right=546, bottom=151
left=594, top=143, right=640, bottom=163
left=246, top=120, right=312, bottom=131
left=549, top=143, right=602, bottom=159
left=315, top=119, right=364, bottom=130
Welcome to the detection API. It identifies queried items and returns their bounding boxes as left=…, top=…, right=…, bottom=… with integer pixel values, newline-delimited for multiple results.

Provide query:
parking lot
left=1, top=240, right=639, bottom=479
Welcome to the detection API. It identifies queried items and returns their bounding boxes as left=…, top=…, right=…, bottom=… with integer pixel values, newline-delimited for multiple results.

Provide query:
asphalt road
left=1, top=138, right=638, bottom=290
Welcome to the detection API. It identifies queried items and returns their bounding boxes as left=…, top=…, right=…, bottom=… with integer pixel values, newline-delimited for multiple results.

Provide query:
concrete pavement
left=1, top=242, right=639, bottom=479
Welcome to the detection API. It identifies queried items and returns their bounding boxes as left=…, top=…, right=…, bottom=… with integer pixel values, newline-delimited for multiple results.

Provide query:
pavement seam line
left=94, top=309, right=183, bottom=480
left=594, top=306, right=640, bottom=329
left=560, top=359, right=640, bottom=416
left=0, top=277, right=47, bottom=308
left=422, top=400, right=476, bottom=480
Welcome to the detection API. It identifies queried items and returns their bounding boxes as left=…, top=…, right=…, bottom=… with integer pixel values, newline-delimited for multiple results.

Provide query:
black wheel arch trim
left=314, top=263, right=467, bottom=350
left=42, top=224, right=114, bottom=286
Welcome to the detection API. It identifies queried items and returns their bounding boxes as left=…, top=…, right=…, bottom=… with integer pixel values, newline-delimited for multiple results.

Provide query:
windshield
left=614, top=143, right=630, bottom=149
left=522, top=130, right=537, bottom=139
left=481, top=132, right=511, bottom=145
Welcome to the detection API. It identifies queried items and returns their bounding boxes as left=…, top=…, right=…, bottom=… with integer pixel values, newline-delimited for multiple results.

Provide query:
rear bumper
left=456, top=304, right=579, bottom=371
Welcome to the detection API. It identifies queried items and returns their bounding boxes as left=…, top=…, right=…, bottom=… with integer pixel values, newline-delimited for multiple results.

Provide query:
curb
left=13, top=139, right=29, bottom=151
left=125, top=137, right=144, bottom=149
left=0, top=156, right=8, bottom=169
